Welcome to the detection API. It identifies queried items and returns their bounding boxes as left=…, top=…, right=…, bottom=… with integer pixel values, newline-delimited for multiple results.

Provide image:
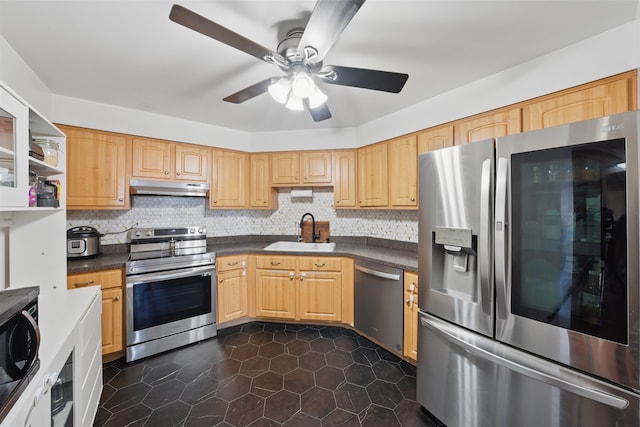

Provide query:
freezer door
left=418, top=138, right=494, bottom=337
left=417, top=312, right=640, bottom=427
left=495, top=110, right=640, bottom=391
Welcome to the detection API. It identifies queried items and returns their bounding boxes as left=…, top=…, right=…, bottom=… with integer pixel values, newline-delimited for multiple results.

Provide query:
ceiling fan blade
left=169, top=5, right=285, bottom=64
left=320, top=65, right=408, bottom=93
left=298, top=0, right=366, bottom=64
left=223, top=78, right=275, bottom=103
left=304, top=99, right=332, bottom=122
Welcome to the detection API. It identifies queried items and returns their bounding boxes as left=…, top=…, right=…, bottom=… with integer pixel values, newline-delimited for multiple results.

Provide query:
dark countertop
left=66, top=236, right=418, bottom=275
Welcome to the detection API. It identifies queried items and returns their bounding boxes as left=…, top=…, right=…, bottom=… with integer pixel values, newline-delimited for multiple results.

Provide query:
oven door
left=126, top=265, right=216, bottom=346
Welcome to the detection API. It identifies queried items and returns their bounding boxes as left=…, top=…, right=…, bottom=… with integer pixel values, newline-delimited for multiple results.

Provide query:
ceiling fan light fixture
left=291, top=72, right=316, bottom=98
left=268, top=77, right=291, bottom=104
left=308, top=86, right=328, bottom=109
left=285, top=93, right=305, bottom=111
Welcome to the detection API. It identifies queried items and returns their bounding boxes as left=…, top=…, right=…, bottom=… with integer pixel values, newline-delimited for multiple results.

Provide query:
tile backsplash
left=67, top=188, right=418, bottom=245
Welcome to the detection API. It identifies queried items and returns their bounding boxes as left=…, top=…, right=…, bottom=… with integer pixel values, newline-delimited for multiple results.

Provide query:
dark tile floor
left=95, top=322, right=441, bottom=427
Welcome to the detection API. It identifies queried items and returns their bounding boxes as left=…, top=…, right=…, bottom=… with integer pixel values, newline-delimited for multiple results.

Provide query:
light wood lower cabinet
left=403, top=271, right=419, bottom=361
left=217, top=255, right=252, bottom=323
left=67, top=268, right=124, bottom=356
left=254, top=255, right=345, bottom=322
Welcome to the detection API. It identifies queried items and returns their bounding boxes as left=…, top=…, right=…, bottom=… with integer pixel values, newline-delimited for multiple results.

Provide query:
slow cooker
left=67, top=226, right=101, bottom=259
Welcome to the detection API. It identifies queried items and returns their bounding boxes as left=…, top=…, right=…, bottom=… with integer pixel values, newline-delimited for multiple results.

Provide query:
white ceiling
left=0, top=0, right=638, bottom=133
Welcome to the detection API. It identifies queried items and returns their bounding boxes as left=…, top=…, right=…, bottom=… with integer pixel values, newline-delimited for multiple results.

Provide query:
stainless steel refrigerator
left=417, top=110, right=640, bottom=427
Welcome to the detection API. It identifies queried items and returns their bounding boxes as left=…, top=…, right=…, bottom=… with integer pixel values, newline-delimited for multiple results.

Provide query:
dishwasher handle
left=355, top=264, right=401, bottom=281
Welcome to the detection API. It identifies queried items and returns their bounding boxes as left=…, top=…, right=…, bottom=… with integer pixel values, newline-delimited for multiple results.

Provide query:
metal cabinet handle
left=289, top=272, right=295, bottom=280
left=118, top=198, right=124, bottom=202
left=227, top=261, right=239, bottom=266
left=219, top=279, right=224, bottom=283
left=113, top=295, right=121, bottom=301
left=74, top=280, right=95, bottom=287
left=410, top=197, right=415, bottom=202
left=164, top=171, right=169, bottom=175
left=299, top=272, right=306, bottom=281
left=271, top=261, right=281, bottom=266
left=176, top=171, right=181, bottom=176
left=314, top=263, right=325, bottom=268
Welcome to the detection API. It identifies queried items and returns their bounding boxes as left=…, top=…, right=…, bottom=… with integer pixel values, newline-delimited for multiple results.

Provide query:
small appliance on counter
left=67, top=226, right=102, bottom=259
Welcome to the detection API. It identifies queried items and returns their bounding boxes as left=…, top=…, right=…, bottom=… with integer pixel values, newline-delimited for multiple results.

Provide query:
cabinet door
left=523, top=73, right=637, bottom=131
left=217, top=269, right=248, bottom=323
left=298, top=271, right=341, bottom=322
left=255, top=269, right=296, bottom=319
left=63, top=126, right=129, bottom=209
left=417, top=125, right=454, bottom=153
left=333, top=150, right=357, bottom=208
left=131, top=137, right=173, bottom=179
left=454, top=108, right=522, bottom=145
left=210, top=149, right=247, bottom=208
left=388, top=135, right=417, bottom=208
left=101, top=288, right=124, bottom=355
left=0, top=86, right=28, bottom=207
left=301, top=151, right=332, bottom=184
left=175, top=143, right=209, bottom=182
left=357, top=142, right=388, bottom=207
left=403, top=271, right=419, bottom=361
left=271, top=152, right=300, bottom=185
left=250, top=153, right=277, bottom=209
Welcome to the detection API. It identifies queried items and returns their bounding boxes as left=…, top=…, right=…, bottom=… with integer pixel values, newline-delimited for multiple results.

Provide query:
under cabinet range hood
left=129, top=179, right=209, bottom=197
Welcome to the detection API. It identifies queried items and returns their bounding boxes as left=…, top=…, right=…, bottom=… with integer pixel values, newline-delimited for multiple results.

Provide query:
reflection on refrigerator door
left=416, top=111, right=640, bottom=427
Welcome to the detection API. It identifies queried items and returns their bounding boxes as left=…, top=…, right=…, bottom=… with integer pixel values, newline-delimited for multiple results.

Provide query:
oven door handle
left=126, top=265, right=215, bottom=286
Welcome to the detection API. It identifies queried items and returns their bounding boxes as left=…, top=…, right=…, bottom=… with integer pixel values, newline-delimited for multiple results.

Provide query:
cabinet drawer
left=67, top=268, right=122, bottom=290
left=217, top=255, right=248, bottom=272
left=298, top=257, right=342, bottom=272
left=256, top=255, right=297, bottom=270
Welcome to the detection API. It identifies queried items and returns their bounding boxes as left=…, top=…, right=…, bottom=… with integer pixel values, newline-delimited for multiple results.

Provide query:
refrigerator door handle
left=494, top=157, right=509, bottom=320
left=479, top=158, right=492, bottom=316
left=420, top=314, right=630, bottom=410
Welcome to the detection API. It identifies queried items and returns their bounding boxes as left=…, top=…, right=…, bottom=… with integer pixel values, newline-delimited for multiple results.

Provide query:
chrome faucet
left=299, top=212, right=319, bottom=243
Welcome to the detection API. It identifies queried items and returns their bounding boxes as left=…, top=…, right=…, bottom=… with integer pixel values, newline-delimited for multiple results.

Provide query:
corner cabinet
left=59, top=125, right=130, bottom=210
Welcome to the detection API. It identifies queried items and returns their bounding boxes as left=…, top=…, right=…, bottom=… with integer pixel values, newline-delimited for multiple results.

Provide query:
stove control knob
left=129, top=267, right=136, bottom=274
left=198, top=227, right=205, bottom=234
left=146, top=230, right=153, bottom=237
left=189, top=228, right=195, bottom=234
left=134, top=231, right=141, bottom=237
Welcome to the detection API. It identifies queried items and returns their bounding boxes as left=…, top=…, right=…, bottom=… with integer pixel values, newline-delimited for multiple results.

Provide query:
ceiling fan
left=169, top=0, right=409, bottom=122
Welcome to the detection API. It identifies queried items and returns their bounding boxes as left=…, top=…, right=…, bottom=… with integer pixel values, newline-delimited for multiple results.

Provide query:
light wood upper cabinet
left=523, top=71, right=637, bottom=132
left=271, top=152, right=300, bottom=185
left=175, top=143, right=209, bottom=181
left=62, top=125, right=130, bottom=210
left=271, top=151, right=332, bottom=185
left=250, top=153, right=277, bottom=209
left=418, top=125, right=454, bottom=153
left=357, top=142, right=388, bottom=207
left=455, top=107, right=521, bottom=145
left=210, top=149, right=248, bottom=208
left=301, top=151, right=332, bottom=184
left=132, top=137, right=208, bottom=182
left=388, top=135, right=417, bottom=208
left=333, top=149, right=357, bottom=208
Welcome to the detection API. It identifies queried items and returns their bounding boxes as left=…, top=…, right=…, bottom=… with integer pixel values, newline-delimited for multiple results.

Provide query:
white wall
left=358, top=19, right=640, bottom=145
left=0, top=35, right=52, bottom=117
left=3, top=19, right=638, bottom=151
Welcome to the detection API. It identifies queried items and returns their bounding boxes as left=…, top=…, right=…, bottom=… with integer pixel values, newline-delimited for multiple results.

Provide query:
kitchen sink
left=263, top=241, right=336, bottom=252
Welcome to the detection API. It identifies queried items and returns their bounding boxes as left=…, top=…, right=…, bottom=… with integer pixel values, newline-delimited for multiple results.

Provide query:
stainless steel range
left=125, top=226, right=216, bottom=362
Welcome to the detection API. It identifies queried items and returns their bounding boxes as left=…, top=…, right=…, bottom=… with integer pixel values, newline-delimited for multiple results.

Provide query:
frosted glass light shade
left=291, top=72, right=315, bottom=98
left=285, top=94, right=304, bottom=111
left=308, top=87, right=328, bottom=108
left=268, top=78, right=291, bottom=104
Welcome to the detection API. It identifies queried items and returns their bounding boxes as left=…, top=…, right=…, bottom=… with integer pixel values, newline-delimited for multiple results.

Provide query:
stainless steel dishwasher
left=354, top=260, right=404, bottom=354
